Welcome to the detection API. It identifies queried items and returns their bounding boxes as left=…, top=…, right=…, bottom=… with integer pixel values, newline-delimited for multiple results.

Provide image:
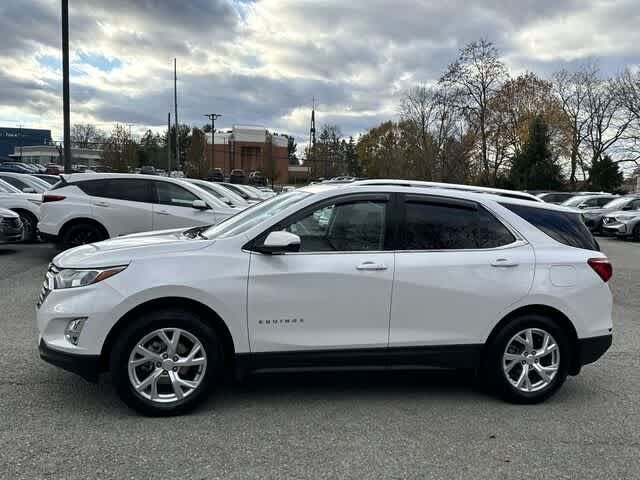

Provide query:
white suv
left=38, top=173, right=243, bottom=248
left=0, top=178, right=42, bottom=241
left=36, top=183, right=613, bottom=415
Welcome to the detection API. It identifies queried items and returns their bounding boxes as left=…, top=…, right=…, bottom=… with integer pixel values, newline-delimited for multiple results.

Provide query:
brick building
left=205, top=125, right=290, bottom=183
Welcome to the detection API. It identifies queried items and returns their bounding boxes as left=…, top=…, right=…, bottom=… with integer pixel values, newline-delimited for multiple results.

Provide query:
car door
left=389, top=194, right=535, bottom=348
left=247, top=194, right=394, bottom=353
left=89, top=178, right=154, bottom=237
left=151, top=181, right=216, bottom=230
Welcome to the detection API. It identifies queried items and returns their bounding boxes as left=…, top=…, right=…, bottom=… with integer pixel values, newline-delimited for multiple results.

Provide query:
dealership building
left=0, top=127, right=51, bottom=158
left=206, top=125, right=290, bottom=183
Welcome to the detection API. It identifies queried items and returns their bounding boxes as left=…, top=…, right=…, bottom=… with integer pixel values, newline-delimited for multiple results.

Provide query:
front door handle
left=356, top=261, right=388, bottom=271
left=491, top=258, right=519, bottom=268
left=94, top=202, right=109, bottom=207
left=155, top=210, right=170, bottom=216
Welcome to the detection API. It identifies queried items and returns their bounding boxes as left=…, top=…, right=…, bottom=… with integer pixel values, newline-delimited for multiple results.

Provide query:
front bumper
left=602, top=222, right=631, bottom=236
left=39, top=339, right=100, bottom=382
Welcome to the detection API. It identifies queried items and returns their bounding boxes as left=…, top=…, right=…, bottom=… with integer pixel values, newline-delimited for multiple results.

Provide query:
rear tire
left=15, top=211, right=38, bottom=242
left=485, top=314, right=569, bottom=404
left=60, top=222, right=107, bottom=249
left=109, top=309, right=223, bottom=416
left=633, top=225, right=640, bottom=242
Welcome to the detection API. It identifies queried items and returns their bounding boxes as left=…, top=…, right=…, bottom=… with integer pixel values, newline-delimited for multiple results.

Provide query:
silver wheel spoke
left=135, top=368, right=163, bottom=394
left=516, top=364, right=529, bottom=389
left=168, top=371, right=184, bottom=400
left=533, top=363, right=551, bottom=383
left=504, top=360, right=519, bottom=374
left=504, top=353, right=522, bottom=361
left=158, top=329, right=181, bottom=356
left=525, top=329, right=533, bottom=350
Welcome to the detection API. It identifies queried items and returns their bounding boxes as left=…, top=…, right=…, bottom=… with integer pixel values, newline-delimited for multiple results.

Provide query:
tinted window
left=155, top=181, right=198, bottom=207
left=501, top=203, right=598, bottom=251
left=591, top=197, right=614, bottom=207
left=75, top=180, right=106, bottom=196
left=402, top=200, right=515, bottom=250
left=630, top=199, right=640, bottom=210
left=286, top=200, right=387, bottom=252
left=0, top=176, right=28, bottom=190
left=102, top=179, right=153, bottom=203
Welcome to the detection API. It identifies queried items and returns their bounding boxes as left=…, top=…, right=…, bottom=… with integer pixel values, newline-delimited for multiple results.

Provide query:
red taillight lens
left=588, top=258, right=612, bottom=283
left=43, top=194, right=66, bottom=203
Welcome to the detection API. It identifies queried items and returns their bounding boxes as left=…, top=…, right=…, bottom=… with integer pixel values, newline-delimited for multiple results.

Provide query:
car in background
left=248, top=170, right=266, bottom=186
left=207, top=168, right=224, bottom=182
left=0, top=208, right=23, bottom=244
left=582, top=195, right=640, bottom=233
left=0, top=172, right=52, bottom=193
left=183, top=178, right=249, bottom=209
left=36, top=183, right=612, bottom=415
left=602, top=209, right=640, bottom=240
left=561, top=194, right=618, bottom=210
left=38, top=173, right=240, bottom=248
left=229, top=169, right=246, bottom=184
left=140, top=165, right=157, bottom=175
left=32, top=174, right=61, bottom=186
left=537, top=192, right=604, bottom=204
left=0, top=178, right=42, bottom=241
left=219, top=182, right=263, bottom=203
left=0, top=163, right=34, bottom=174
left=45, top=164, right=63, bottom=175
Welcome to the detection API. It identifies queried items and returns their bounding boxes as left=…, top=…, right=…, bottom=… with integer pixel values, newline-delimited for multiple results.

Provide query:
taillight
left=43, top=194, right=66, bottom=203
left=588, top=258, right=612, bottom=283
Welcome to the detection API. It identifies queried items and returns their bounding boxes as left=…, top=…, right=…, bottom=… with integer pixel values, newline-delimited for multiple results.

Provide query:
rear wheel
left=15, top=211, right=38, bottom=242
left=633, top=224, right=640, bottom=242
left=110, top=309, right=223, bottom=416
left=486, top=315, right=569, bottom=404
left=60, top=222, right=106, bottom=248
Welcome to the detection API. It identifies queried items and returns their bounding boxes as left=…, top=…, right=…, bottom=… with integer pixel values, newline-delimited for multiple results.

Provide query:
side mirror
left=192, top=199, right=209, bottom=210
left=256, top=231, right=300, bottom=254
left=23, top=187, right=36, bottom=193
left=578, top=204, right=587, bottom=209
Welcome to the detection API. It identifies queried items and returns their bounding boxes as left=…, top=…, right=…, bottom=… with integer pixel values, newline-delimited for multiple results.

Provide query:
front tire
left=109, top=309, right=223, bottom=416
left=485, top=315, right=569, bottom=404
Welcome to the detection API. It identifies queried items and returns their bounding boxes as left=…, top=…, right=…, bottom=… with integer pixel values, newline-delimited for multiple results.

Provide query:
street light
left=204, top=113, right=222, bottom=174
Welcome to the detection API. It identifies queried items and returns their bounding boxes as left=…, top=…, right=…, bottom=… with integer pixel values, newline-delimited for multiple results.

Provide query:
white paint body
left=36, top=184, right=612, bottom=362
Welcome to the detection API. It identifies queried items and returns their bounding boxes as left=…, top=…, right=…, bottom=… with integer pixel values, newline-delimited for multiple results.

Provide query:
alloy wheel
left=502, top=328, right=560, bottom=393
left=128, top=328, right=208, bottom=404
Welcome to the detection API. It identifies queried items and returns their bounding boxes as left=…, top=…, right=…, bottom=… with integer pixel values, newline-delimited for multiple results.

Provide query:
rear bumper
left=577, top=334, right=612, bottom=367
left=39, top=339, right=100, bottom=382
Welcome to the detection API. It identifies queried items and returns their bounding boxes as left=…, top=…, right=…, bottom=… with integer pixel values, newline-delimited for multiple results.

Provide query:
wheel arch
left=485, top=304, right=581, bottom=375
left=60, top=217, right=110, bottom=239
left=100, top=296, right=236, bottom=373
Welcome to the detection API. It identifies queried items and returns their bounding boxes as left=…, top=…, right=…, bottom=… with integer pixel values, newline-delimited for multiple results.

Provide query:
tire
left=485, top=314, right=569, bottom=404
left=633, top=224, right=640, bottom=242
left=60, top=222, right=107, bottom=249
left=109, top=309, right=223, bottom=416
left=16, top=211, right=38, bottom=242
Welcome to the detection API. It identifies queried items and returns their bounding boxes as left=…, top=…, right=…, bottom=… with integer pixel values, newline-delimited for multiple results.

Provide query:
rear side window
left=402, top=200, right=516, bottom=250
left=501, top=203, right=598, bottom=251
left=75, top=180, right=106, bottom=196
left=76, top=179, right=153, bottom=203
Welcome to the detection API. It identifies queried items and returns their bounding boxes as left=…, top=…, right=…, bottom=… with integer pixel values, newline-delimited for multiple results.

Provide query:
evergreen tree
left=286, top=135, right=298, bottom=165
left=589, top=155, right=623, bottom=192
left=509, top=115, right=563, bottom=190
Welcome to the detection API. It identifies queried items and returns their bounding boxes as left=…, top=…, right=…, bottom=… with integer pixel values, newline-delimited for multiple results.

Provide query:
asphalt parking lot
left=0, top=239, right=638, bottom=479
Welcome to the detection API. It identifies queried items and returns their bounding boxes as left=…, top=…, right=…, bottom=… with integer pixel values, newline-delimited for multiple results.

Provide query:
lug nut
left=173, top=356, right=178, bottom=361
left=532, top=351, right=536, bottom=355
left=156, top=362, right=161, bottom=368
left=162, top=353, right=168, bottom=359
left=172, top=367, right=178, bottom=372
left=521, top=361, right=526, bottom=365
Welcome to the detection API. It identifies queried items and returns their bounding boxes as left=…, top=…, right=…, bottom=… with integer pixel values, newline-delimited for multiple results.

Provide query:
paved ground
left=0, top=239, right=638, bottom=479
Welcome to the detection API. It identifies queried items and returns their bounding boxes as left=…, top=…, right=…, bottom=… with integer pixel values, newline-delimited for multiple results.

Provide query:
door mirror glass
left=257, top=231, right=300, bottom=254
left=192, top=199, right=209, bottom=210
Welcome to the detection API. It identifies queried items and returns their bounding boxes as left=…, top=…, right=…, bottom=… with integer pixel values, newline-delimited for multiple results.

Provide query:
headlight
left=52, top=266, right=126, bottom=289
left=615, top=215, right=638, bottom=222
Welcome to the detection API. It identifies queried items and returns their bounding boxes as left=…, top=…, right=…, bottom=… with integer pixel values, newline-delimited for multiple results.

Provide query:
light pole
left=204, top=113, right=222, bottom=172
left=61, top=0, right=71, bottom=173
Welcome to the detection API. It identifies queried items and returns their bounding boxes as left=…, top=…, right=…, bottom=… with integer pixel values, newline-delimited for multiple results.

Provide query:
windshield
left=562, top=196, right=588, bottom=207
left=202, top=191, right=311, bottom=239
left=189, top=180, right=248, bottom=207
left=0, top=178, right=21, bottom=193
left=603, top=197, right=633, bottom=209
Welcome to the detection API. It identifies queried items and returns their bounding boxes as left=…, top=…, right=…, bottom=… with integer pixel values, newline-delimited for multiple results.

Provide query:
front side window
left=402, top=200, right=515, bottom=250
left=155, top=182, right=198, bottom=207
left=285, top=200, right=387, bottom=252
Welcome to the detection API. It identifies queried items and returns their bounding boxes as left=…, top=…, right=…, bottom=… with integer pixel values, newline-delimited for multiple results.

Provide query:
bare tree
left=616, top=69, right=640, bottom=163
left=70, top=123, right=105, bottom=149
left=440, top=39, right=508, bottom=185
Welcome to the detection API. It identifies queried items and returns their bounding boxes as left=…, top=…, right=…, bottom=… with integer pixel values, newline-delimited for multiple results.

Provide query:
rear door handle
left=155, top=210, right=170, bottom=216
left=491, top=258, right=519, bottom=268
left=93, top=202, right=109, bottom=207
left=356, top=261, right=388, bottom=271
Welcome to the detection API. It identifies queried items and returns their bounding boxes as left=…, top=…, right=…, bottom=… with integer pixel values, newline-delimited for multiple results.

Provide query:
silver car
left=582, top=196, right=640, bottom=234
left=601, top=209, right=640, bottom=240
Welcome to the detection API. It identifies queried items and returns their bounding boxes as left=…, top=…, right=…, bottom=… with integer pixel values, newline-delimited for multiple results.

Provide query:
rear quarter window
left=500, top=203, right=598, bottom=251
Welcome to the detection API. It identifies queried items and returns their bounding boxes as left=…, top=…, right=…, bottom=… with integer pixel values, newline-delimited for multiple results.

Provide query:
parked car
left=582, top=195, right=640, bottom=233
left=229, top=169, right=246, bottom=184
left=537, top=192, right=598, bottom=204
left=219, top=182, right=263, bottom=203
left=182, top=179, right=248, bottom=209
left=0, top=172, right=52, bottom=193
left=45, top=164, right=63, bottom=175
left=0, top=164, right=33, bottom=174
left=0, top=178, right=42, bottom=241
left=140, top=165, right=157, bottom=175
left=32, top=174, right=61, bottom=186
left=561, top=194, right=618, bottom=210
left=248, top=170, right=266, bottom=186
left=602, top=210, right=640, bottom=240
left=206, top=168, right=224, bottom=182
left=37, top=173, right=240, bottom=249
left=0, top=208, right=23, bottom=244
left=37, top=183, right=612, bottom=415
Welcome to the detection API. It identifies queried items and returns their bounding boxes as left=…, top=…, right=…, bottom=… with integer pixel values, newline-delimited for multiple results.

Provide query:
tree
left=70, top=123, right=105, bottom=148
left=617, top=68, right=640, bottom=163
left=345, top=136, right=360, bottom=176
left=589, top=155, right=623, bottom=192
left=399, top=85, right=436, bottom=179
left=101, top=124, right=136, bottom=172
left=509, top=116, right=562, bottom=190
left=312, top=124, right=344, bottom=178
left=286, top=135, right=298, bottom=165
left=184, top=128, right=208, bottom=179
left=262, top=135, right=279, bottom=186
left=441, top=39, right=508, bottom=185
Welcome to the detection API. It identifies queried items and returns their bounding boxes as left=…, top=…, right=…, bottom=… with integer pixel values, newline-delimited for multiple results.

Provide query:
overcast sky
left=1, top=0, right=639, bottom=148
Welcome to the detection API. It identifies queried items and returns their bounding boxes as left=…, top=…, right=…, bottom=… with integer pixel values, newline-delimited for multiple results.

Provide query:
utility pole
left=174, top=58, right=179, bottom=167
left=167, top=112, right=171, bottom=173
left=309, top=97, right=317, bottom=177
left=18, top=124, right=23, bottom=162
left=204, top=113, right=222, bottom=171
left=61, top=0, right=72, bottom=173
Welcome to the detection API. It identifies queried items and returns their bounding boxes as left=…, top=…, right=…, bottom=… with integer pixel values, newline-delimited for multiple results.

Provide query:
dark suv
left=207, top=168, right=224, bottom=182
left=230, top=169, right=246, bottom=184
left=248, top=171, right=266, bottom=186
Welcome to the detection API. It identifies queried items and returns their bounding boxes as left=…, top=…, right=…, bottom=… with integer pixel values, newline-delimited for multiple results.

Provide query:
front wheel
left=60, top=222, right=106, bottom=249
left=110, top=310, right=223, bottom=416
left=486, top=315, right=569, bottom=404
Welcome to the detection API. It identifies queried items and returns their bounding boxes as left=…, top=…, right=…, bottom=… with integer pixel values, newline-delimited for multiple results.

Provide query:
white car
left=0, top=172, right=52, bottom=194
left=0, top=178, right=42, bottom=241
left=182, top=178, right=249, bottom=209
left=37, top=173, right=240, bottom=248
left=36, top=183, right=613, bottom=415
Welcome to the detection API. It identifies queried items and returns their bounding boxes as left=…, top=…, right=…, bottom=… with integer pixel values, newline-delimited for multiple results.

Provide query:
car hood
left=53, top=228, right=213, bottom=269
